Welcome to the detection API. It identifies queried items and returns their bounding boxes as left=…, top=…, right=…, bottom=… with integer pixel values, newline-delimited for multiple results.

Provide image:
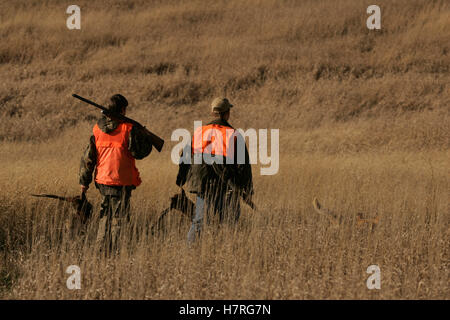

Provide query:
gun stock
left=139, top=125, right=165, bottom=153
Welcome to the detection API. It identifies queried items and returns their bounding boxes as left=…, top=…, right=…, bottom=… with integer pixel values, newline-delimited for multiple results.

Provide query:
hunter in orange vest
left=93, top=121, right=142, bottom=187
left=79, top=94, right=153, bottom=253
left=176, top=97, right=254, bottom=243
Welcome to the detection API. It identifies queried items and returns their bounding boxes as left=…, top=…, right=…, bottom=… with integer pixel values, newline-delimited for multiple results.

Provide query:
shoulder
left=92, top=123, right=100, bottom=133
left=123, top=122, right=133, bottom=129
left=208, top=118, right=234, bottom=129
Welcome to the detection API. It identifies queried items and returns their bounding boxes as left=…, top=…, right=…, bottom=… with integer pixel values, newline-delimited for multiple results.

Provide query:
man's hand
left=81, top=185, right=89, bottom=193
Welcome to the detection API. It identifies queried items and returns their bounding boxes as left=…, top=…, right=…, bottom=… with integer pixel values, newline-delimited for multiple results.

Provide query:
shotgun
left=72, top=94, right=164, bottom=152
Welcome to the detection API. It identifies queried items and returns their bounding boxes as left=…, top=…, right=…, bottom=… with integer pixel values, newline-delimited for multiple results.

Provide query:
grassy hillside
left=0, top=0, right=448, bottom=299
left=0, top=0, right=448, bottom=151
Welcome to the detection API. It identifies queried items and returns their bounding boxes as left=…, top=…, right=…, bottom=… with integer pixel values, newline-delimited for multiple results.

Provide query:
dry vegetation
left=0, top=0, right=449, bottom=299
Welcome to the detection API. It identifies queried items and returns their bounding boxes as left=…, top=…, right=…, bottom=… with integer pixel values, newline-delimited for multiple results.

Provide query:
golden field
left=0, top=0, right=448, bottom=299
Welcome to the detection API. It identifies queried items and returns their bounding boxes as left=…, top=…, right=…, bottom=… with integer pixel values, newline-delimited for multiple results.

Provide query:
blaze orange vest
left=192, top=124, right=236, bottom=158
left=93, top=123, right=142, bottom=187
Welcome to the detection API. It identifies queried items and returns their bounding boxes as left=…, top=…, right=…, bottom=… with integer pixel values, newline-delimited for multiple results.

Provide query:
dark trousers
left=95, top=185, right=133, bottom=253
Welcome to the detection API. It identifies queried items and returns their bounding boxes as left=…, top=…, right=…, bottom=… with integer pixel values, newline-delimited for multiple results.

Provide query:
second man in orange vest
left=176, top=97, right=254, bottom=243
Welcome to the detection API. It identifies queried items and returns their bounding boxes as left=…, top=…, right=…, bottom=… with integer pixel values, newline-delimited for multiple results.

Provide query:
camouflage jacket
left=79, top=117, right=152, bottom=190
left=176, top=118, right=253, bottom=199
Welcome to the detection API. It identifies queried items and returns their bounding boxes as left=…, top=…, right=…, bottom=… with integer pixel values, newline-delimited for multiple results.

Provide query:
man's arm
left=79, top=135, right=97, bottom=191
left=176, top=144, right=192, bottom=187
left=236, top=152, right=254, bottom=198
left=129, top=125, right=153, bottom=160
left=231, top=133, right=254, bottom=197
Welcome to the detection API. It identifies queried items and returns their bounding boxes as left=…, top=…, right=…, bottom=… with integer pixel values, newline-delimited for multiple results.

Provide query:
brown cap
left=211, top=97, right=233, bottom=114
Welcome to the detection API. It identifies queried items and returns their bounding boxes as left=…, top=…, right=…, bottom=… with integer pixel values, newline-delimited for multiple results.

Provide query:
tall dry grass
left=0, top=139, right=448, bottom=299
left=0, top=0, right=449, bottom=299
left=0, top=0, right=448, bottom=147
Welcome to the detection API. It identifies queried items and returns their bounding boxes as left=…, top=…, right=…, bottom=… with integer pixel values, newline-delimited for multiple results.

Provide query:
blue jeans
left=187, top=191, right=241, bottom=244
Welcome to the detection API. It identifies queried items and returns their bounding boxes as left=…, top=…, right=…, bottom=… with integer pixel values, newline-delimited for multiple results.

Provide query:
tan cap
left=211, top=97, right=233, bottom=114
